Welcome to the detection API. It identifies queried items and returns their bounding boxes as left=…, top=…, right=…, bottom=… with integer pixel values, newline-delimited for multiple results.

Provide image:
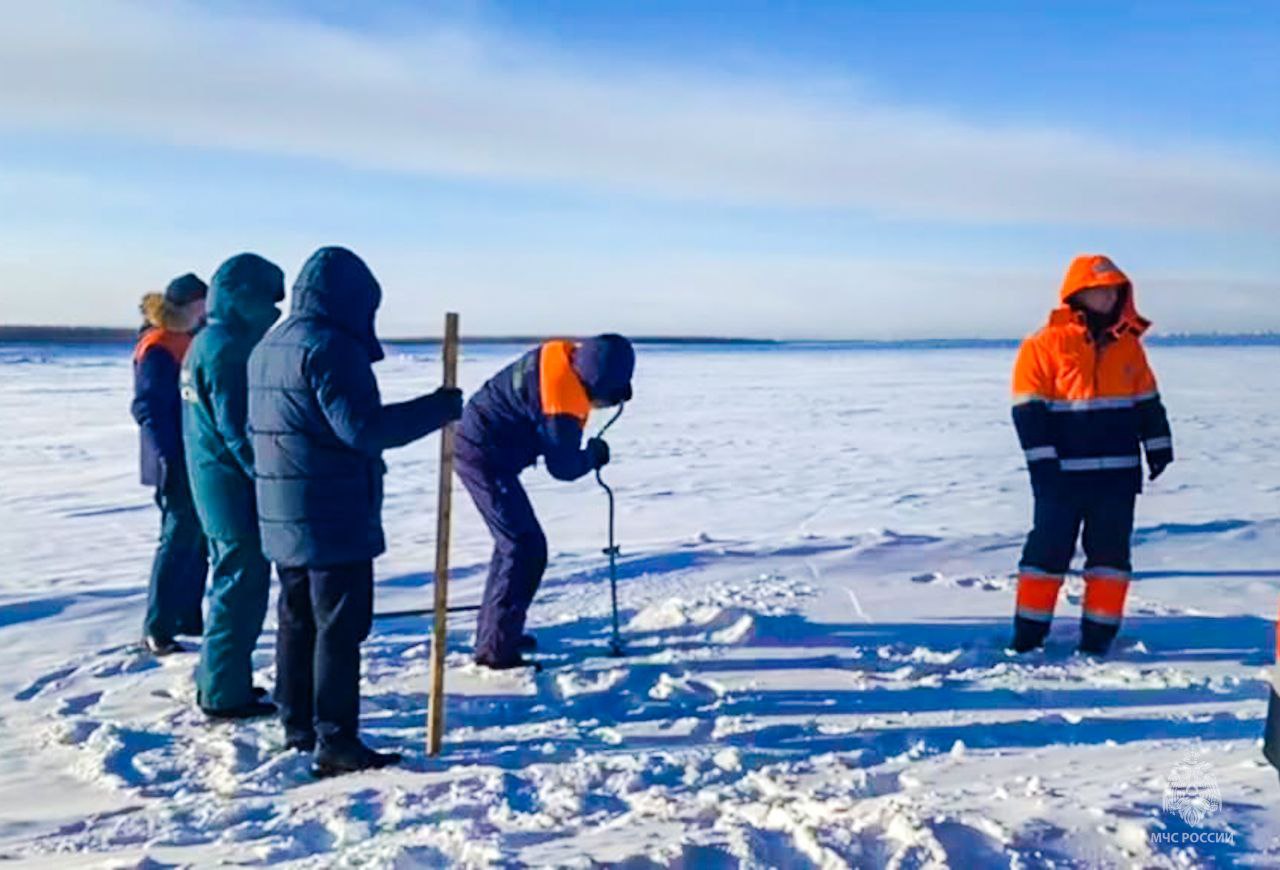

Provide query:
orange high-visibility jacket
left=1011, top=255, right=1173, bottom=491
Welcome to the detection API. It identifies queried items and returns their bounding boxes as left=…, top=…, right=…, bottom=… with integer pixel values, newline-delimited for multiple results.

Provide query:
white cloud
left=2, top=0, right=1278, bottom=233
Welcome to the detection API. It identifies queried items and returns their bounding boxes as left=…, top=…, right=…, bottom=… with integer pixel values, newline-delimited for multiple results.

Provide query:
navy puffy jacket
left=132, top=337, right=186, bottom=486
left=248, top=247, right=457, bottom=567
left=458, top=335, right=635, bottom=479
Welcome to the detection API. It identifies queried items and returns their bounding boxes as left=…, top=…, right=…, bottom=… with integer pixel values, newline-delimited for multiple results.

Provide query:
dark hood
left=208, top=253, right=285, bottom=340
left=164, top=272, right=208, bottom=305
left=291, top=246, right=384, bottom=361
left=573, top=334, right=635, bottom=405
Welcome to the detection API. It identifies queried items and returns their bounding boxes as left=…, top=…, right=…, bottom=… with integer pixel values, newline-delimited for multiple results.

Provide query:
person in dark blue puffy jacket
left=247, top=246, right=461, bottom=777
left=132, top=273, right=210, bottom=656
left=457, top=335, right=635, bottom=670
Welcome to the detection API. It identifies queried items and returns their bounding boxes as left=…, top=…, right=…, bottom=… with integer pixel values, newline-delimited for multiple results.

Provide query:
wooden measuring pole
left=427, top=312, right=459, bottom=756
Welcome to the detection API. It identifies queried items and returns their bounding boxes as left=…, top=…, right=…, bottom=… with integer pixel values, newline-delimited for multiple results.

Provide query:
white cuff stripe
left=1049, top=397, right=1134, bottom=412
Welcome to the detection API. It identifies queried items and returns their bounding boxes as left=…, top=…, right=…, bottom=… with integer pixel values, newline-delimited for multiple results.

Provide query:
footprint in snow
left=15, top=665, right=78, bottom=701
left=57, top=691, right=102, bottom=716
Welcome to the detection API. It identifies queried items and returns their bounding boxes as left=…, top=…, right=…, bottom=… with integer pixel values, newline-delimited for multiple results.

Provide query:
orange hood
left=1055, top=254, right=1150, bottom=338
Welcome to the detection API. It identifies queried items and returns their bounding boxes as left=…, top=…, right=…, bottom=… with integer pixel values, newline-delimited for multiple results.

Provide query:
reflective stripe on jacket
left=1011, top=255, right=1173, bottom=492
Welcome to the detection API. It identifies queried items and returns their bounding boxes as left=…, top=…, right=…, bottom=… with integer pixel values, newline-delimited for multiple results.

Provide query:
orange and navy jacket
left=1012, top=255, right=1173, bottom=492
left=131, top=326, right=194, bottom=486
left=457, top=340, right=598, bottom=481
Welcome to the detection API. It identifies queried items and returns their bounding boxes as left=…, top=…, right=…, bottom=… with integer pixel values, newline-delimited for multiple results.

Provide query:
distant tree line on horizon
left=2, top=325, right=1279, bottom=348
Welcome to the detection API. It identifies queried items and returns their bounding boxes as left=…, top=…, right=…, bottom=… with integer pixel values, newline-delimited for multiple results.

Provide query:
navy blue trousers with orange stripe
left=1014, top=485, right=1136, bottom=653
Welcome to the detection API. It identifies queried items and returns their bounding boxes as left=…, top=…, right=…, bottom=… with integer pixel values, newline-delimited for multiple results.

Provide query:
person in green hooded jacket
left=182, top=253, right=286, bottom=719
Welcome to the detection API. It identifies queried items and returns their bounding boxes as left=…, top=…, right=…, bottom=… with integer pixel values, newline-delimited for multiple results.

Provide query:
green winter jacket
left=182, top=254, right=285, bottom=541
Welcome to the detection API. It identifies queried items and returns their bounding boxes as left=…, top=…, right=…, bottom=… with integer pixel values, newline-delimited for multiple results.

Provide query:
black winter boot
left=475, top=653, right=542, bottom=673
left=1078, top=618, right=1119, bottom=656
left=202, top=698, right=277, bottom=720
left=284, top=730, right=317, bottom=753
left=1010, top=616, right=1051, bottom=653
left=312, top=741, right=402, bottom=778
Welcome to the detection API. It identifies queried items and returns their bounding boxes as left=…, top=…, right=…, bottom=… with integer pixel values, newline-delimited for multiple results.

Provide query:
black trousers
left=275, top=560, right=373, bottom=749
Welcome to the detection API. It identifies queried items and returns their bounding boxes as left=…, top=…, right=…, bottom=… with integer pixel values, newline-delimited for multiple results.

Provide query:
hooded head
left=1058, top=254, right=1149, bottom=339
left=572, top=334, right=635, bottom=407
left=165, top=273, right=208, bottom=306
left=139, top=272, right=207, bottom=334
left=208, top=253, right=285, bottom=340
left=291, top=246, right=384, bottom=361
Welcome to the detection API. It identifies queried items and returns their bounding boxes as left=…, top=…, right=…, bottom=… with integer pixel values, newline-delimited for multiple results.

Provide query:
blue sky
left=1, top=0, right=1276, bottom=338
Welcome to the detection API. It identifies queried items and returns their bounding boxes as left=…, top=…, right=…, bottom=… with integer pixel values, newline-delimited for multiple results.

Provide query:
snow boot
left=1009, top=616, right=1050, bottom=653
left=475, top=653, right=542, bottom=673
left=285, top=734, right=317, bottom=753
left=1078, top=618, right=1117, bottom=656
left=202, top=698, right=277, bottom=721
left=311, top=741, right=402, bottom=778
left=144, top=636, right=189, bottom=657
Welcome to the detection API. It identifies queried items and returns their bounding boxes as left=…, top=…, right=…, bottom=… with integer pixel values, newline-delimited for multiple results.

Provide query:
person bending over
left=457, top=335, right=635, bottom=671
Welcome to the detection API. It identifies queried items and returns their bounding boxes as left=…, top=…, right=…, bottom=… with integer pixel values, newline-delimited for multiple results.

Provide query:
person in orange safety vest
left=1010, top=255, right=1173, bottom=656
left=131, top=274, right=210, bottom=656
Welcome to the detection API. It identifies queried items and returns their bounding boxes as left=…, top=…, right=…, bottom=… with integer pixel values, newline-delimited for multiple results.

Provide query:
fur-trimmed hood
left=140, top=292, right=204, bottom=334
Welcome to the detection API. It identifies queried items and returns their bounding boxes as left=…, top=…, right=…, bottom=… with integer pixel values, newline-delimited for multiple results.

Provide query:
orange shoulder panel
left=1012, top=333, right=1053, bottom=402
left=1131, top=343, right=1158, bottom=395
left=134, top=329, right=192, bottom=364
left=539, top=340, right=590, bottom=426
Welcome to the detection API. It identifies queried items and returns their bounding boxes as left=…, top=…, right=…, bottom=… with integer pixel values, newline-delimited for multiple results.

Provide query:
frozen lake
left=0, top=341, right=1277, bottom=866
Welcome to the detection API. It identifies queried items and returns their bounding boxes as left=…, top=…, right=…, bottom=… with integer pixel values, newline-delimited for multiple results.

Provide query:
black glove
left=1147, top=452, right=1172, bottom=481
left=431, top=387, right=464, bottom=422
left=586, top=437, right=610, bottom=470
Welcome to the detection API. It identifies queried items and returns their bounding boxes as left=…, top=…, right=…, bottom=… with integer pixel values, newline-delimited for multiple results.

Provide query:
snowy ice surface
left=0, top=342, right=1278, bottom=867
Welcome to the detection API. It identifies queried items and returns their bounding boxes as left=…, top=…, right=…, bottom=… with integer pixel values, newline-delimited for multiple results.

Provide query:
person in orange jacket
left=131, top=274, right=210, bottom=655
left=1010, top=255, right=1173, bottom=656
